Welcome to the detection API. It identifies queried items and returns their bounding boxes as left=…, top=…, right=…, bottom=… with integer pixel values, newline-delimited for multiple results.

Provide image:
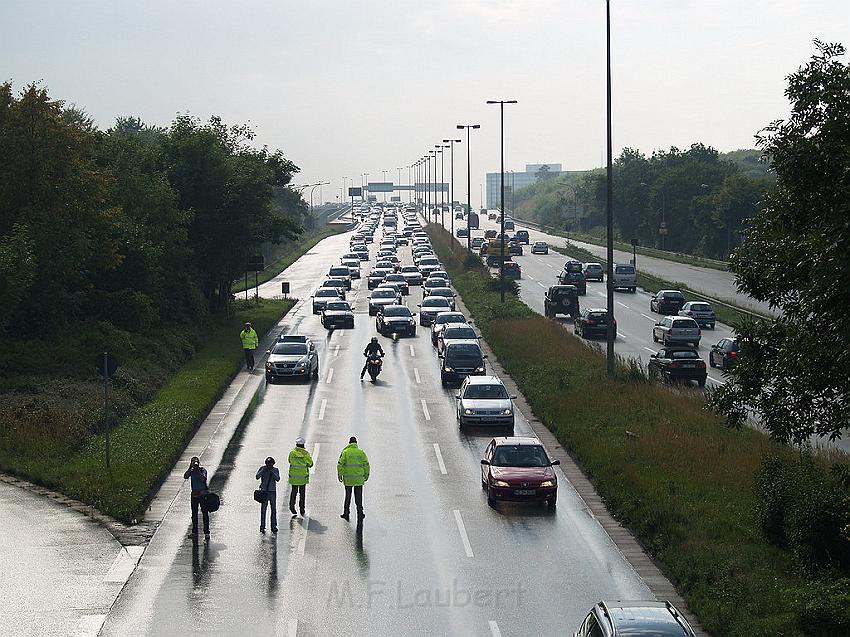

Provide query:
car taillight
left=697, top=361, right=706, bottom=368
left=669, top=362, right=679, bottom=368
left=729, top=351, right=737, bottom=356
left=586, top=319, right=596, bottom=325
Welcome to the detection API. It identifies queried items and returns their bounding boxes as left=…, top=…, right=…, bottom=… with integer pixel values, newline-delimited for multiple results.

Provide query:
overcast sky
left=3, top=0, right=847, bottom=205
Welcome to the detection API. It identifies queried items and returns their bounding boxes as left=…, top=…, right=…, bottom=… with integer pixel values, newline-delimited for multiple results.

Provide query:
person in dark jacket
left=255, top=456, right=281, bottom=533
left=183, top=456, right=210, bottom=539
left=360, top=337, right=385, bottom=379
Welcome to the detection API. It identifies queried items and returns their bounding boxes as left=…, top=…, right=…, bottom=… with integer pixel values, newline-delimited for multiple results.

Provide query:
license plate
left=681, top=363, right=695, bottom=368
left=514, top=489, right=536, bottom=496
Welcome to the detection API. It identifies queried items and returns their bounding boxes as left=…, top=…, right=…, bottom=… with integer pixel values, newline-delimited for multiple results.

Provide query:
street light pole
left=435, top=145, right=447, bottom=228
left=486, top=100, right=517, bottom=303
left=604, top=0, right=615, bottom=378
left=429, top=150, right=438, bottom=223
left=443, top=138, right=462, bottom=237
left=457, top=124, right=480, bottom=253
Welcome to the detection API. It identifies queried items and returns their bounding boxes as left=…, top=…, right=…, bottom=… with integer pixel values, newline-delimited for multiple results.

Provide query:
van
left=611, top=263, right=636, bottom=292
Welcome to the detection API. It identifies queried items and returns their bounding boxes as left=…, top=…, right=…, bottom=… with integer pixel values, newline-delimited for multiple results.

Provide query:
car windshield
left=383, top=306, right=411, bottom=317
left=565, top=262, right=583, bottom=273
left=329, top=269, right=348, bottom=276
left=325, top=302, right=349, bottom=311
left=671, top=319, right=696, bottom=328
left=664, top=292, right=685, bottom=300
left=435, top=313, right=464, bottom=325
left=373, top=290, right=396, bottom=298
left=446, top=343, right=481, bottom=357
left=272, top=343, right=308, bottom=355
left=586, top=264, right=602, bottom=270
left=386, top=275, right=403, bottom=281
left=670, top=350, right=700, bottom=359
left=464, top=384, right=508, bottom=399
left=690, top=303, right=712, bottom=311
left=491, top=445, right=549, bottom=468
left=534, top=242, right=545, bottom=247
left=423, top=298, right=450, bottom=307
left=371, top=269, right=390, bottom=277
left=615, top=265, right=635, bottom=274
left=420, top=258, right=439, bottom=265
left=316, top=289, right=338, bottom=297
left=401, top=266, right=418, bottom=273
left=444, top=327, right=476, bottom=339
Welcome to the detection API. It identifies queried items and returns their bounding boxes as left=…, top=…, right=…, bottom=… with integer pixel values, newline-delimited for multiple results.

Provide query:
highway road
left=475, top=214, right=775, bottom=317
left=100, top=222, right=653, bottom=636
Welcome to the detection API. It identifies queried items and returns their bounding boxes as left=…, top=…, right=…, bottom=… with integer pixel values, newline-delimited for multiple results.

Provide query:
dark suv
left=558, top=269, right=586, bottom=295
left=574, top=601, right=696, bottom=636
left=650, top=290, right=686, bottom=315
left=544, top=285, right=580, bottom=319
left=439, top=341, right=487, bottom=386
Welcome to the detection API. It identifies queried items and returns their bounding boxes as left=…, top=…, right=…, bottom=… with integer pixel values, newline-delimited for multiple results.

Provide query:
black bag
left=204, top=492, right=221, bottom=512
left=253, top=489, right=268, bottom=504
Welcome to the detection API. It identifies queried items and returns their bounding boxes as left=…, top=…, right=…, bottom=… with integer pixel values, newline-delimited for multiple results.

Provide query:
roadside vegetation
left=0, top=82, right=313, bottom=519
left=427, top=222, right=849, bottom=636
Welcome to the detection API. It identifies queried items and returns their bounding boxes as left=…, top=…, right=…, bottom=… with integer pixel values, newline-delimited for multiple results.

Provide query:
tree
left=710, top=41, right=850, bottom=444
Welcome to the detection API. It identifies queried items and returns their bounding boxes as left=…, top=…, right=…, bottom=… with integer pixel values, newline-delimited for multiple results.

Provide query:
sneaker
left=289, top=506, right=297, bottom=515
left=299, top=508, right=305, bottom=516
left=340, top=513, right=350, bottom=521
left=358, top=512, right=365, bottom=519
left=260, top=527, right=265, bottom=534
left=271, top=527, right=278, bottom=534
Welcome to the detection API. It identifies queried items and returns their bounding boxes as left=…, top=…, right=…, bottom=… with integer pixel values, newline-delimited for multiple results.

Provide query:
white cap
left=295, top=437, right=305, bottom=447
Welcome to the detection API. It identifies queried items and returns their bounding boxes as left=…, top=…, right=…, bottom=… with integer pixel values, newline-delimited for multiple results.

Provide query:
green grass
left=232, top=225, right=347, bottom=293
left=550, top=241, right=769, bottom=326
left=426, top=223, right=848, bottom=637
left=0, top=298, right=292, bottom=522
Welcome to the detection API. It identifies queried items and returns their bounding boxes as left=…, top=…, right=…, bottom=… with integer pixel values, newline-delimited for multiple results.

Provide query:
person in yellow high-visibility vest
left=288, top=437, right=313, bottom=517
left=337, top=436, right=370, bottom=520
left=239, top=322, right=259, bottom=370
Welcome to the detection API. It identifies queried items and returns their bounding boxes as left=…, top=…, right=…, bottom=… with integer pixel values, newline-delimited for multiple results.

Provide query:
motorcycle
left=365, top=352, right=384, bottom=383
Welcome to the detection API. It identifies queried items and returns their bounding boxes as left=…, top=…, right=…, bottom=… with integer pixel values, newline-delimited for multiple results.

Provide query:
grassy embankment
left=232, top=224, right=348, bottom=293
left=550, top=241, right=767, bottom=326
left=426, top=223, right=848, bottom=637
left=0, top=298, right=292, bottom=522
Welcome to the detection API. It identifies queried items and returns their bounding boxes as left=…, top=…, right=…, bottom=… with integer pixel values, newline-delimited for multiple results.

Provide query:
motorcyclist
left=360, top=337, right=385, bottom=379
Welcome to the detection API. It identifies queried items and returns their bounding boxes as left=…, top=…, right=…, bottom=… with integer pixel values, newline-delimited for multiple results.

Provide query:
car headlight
left=539, top=480, right=555, bottom=488
left=265, top=362, right=272, bottom=370
left=444, top=366, right=454, bottom=372
left=491, top=479, right=510, bottom=487
left=501, top=408, right=512, bottom=415
left=297, top=361, right=307, bottom=368
left=463, top=408, right=474, bottom=415
left=475, top=366, right=485, bottom=372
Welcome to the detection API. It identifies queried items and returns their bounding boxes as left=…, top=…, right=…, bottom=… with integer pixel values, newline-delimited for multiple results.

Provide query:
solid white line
left=325, top=367, right=334, bottom=384
left=311, top=443, right=320, bottom=474
left=421, top=399, right=431, bottom=421
left=537, top=281, right=545, bottom=288
left=489, top=621, right=503, bottom=637
left=333, top=344, right=340, bottom=358
left=318, top=399, right=327, bottom=421
left=643, top=346, right=657, bottom=353
left=414, top=367, right=421, bottom=384
left=433, top=443, right=447, bottom=474
left=706, top=376, right=721, bottom=386
left=409, top=344, right=416, bottom=357
left=297, top=510, right=311, bottom=556
left=640, top=313, right=656, bottom=321
left=73, top=615, right=107, bottom=637
left=287, top=617, right=298, bottom=637
left=617, top=301, right=631, bottom=309
left=453, top=509, right=474, bottom=558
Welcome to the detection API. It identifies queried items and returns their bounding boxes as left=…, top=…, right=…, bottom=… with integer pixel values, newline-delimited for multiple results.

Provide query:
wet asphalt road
left=100, top=223, right=650, bottom=636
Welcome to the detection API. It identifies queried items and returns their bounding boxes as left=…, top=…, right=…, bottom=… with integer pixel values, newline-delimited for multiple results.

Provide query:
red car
left=481, top=437, right=559, bottom=508
left=502, top=261, right=522, bottom=279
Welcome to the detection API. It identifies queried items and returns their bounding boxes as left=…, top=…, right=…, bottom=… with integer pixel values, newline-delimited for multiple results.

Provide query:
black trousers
left=244, top=348, right=255, bottom=369
left=191, top=495, right=210, bottom=534
left=343, top=485, right=364, bottom=515
left=289, top=484, right=306, bottom=512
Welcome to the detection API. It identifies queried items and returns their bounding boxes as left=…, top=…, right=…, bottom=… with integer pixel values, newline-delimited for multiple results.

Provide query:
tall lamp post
left=425, top=154, right=431, bottom=220
left=435, top=144, right=447, bottom=227
left=486, top=99, right=517, bottom=303
left=443, top=138, right=462, bottom=237
left=604, top=0, right=615, bottom=378
left=429, top=150, right=438, bottom=222
left=457, top=124, right=480, bottom=253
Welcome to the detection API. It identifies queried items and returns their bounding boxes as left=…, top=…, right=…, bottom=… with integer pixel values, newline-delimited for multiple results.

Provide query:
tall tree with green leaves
left=711, top=41, right=850, bottom=444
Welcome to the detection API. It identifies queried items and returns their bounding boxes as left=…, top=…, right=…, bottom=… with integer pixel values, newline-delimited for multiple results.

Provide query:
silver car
left=679, top=301, right=716, bottom=329
left=265, top=341, right=319, bottom=382
left=653, top=315, right=701, bottom=347
left=455, top=376, right=516, bottom=432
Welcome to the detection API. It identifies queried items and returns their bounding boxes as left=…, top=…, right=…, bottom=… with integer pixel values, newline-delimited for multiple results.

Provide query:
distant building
left=486, top=164, right=563, bottom=209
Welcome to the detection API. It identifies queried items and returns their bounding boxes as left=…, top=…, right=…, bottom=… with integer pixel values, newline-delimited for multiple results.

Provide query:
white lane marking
left=318, top=399, right=327, bottom=421
left=537, top=282, right=545, bottom=288
left=640, top=313, right=656, bottom=321
left=706, top=377, right=721, bottom=386
left=414, top=367, right=421, bottom=384
left=527, top=274, right=535, bottom=280
left=595, top=291, right=606, bottom=297
left=433, top=443, right=447, bottom=474
left=311, top=443, right=320, bottom=474
left=297, top=509, right=311, bottom=556
left=409, top=344, right=416, bottom=357
left=334, top=344, right=340, bottom=358
left=325, top=367, right=334, bottom=384
left=489, top=621, right=503, bottom=637
left=618, top=333, right=628, bottom=340
left=421, top=399, right=431, bottom=421
left=453, top=509, right=474, bottom=558
left=617, top=301, right=631, bottom=309
left=545, top=262, right=554, bottom=269
left=103, top=545, right=144, bottom=583
left=643, top=347, right=657, bottom=353
left=73, top=615, right=107, bottom=637
left=287, top=617, right=298, bottom=637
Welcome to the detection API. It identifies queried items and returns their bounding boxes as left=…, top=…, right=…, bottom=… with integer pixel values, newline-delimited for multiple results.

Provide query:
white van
left=611, top=263, right=636, bottom=293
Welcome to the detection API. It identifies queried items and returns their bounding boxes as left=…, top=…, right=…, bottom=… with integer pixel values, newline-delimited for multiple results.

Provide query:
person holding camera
left=255, top=456, right=281, bottom=533
left=183, top=456, right=210, bottom=540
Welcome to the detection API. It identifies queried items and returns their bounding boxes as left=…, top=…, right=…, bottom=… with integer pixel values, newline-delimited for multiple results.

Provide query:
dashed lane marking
left=617, top=301, right=631, bottom=309
left=537, top=282, right=545, bottom=288
left=640, top=313, right=656, bottom=321
left=421, top=399, right=431, bottom=421
left=318, top=399, right=327, bottom=421
left=643, top=347, right=656, bottom=353
left=489, top=621, right=503, bottom=637
left=333, top=344, right=340, bottom=357
left=433, top=443, right=447, bottom=474
left=414, top=367, right=421, bottom=384
left=410, top=344, right=416, bottom=357
left=325, top=368, right=334, bottom=384
left=453, top=509, right=474, bottom=558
